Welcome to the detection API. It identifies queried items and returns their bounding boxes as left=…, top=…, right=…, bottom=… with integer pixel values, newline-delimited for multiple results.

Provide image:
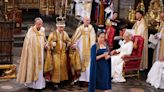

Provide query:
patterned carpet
left=0, top=76, right=164, bottom=92
left=112, top=78, right=161, bottom=92
left=5, top=48, right=162, bottom=92
left=0, top=49, right=163, bottom=92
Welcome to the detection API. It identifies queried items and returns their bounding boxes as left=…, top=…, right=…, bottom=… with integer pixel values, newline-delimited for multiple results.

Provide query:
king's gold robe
left=133, top=18, right=148, bottom=69
left=44, top=30, right=71, bottom=83
left=17, top=26, right=46, bottom=89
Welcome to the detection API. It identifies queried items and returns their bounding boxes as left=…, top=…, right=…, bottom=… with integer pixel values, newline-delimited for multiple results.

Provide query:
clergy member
left=16, top=17, right=46, bottom=89
left=71, top=16, right=96, bottom=86
left=132, top=11, right=148, bottom=69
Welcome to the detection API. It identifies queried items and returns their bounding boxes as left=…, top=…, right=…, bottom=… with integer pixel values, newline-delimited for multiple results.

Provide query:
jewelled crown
left=56, top=16, right=66, bottom=26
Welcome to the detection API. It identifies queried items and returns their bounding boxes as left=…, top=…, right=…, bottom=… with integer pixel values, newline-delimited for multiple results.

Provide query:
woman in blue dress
left=89, top=31, right=111, bottom=92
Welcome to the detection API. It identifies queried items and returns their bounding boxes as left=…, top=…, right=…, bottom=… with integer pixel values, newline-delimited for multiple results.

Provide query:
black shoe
left=34, top=89, right=42, bottom=92
left=59, top=85, right=64, bottom=89
left=27, top=88, right=34, bottom=91
left=53, top=85, right=59, bottom=90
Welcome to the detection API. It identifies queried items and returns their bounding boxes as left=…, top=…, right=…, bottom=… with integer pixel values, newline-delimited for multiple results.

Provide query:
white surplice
left=146, top=61, right=164, bottom=89
left=111, top=40, right=133, bottom=82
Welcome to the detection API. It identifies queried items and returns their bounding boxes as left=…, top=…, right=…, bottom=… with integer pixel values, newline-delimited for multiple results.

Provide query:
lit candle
left=65, top=0, right=67, bottom=8
left=62, top=0, right=64, bottom=6
left=4, top=0, right=8, bottom=3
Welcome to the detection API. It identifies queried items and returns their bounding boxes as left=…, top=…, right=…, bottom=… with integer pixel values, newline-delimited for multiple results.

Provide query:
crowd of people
left=15, top=9, right=164, bottom=92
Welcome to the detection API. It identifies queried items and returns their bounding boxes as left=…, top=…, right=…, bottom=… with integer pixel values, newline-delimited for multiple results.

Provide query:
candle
left=62, top=0, right=64, bottom=6
left=65, top=0, right=67, bottom=8
left=4, top=0, right=8, bottom=3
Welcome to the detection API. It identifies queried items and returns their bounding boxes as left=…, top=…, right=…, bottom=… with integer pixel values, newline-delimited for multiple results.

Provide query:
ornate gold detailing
left=136, top=0, right=145, bottom=13
left=0, top=64, right=16, bottom=79
left=128, top=6, right=136, bottom=23
left=146, top=0, right=163, bottom=28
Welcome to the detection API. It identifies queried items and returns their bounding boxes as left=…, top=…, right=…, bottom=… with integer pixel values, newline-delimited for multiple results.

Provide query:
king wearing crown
left=44, top=16, right=71, bottom=88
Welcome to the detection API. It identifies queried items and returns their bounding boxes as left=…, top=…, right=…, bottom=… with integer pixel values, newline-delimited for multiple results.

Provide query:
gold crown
left=56, top=16, right=66, bottom=26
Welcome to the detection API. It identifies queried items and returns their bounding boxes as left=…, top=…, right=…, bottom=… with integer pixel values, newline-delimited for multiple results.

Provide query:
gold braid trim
left=32, top=27, right=44, bottom=80
left=81, top=25, right=92, bottom=72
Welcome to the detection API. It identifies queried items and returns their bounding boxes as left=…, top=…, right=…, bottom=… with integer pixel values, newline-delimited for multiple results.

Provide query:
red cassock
left=105, top=25, right=116, bottom=49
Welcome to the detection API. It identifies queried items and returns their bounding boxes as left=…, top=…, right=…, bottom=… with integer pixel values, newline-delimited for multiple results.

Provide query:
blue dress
left=96, top=48, right=111, bottom=90
left=89, top=44, right=111, bottom=92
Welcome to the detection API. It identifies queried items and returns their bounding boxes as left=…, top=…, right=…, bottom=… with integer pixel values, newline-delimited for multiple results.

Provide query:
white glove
left=52, top=42, right=56, bottom=47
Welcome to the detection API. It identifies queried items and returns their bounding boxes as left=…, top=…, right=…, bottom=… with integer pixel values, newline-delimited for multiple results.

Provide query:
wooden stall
left=0, top=21, right=16, bottom=79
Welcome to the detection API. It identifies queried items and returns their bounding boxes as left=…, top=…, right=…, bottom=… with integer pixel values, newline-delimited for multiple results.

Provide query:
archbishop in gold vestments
left=44, top=29, right=71, bottom=83
left=71, top=24, right=96, bottom=82
left=133, top=17, right=148, bottom=69
left=16, top=26, right=46, bottom=89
